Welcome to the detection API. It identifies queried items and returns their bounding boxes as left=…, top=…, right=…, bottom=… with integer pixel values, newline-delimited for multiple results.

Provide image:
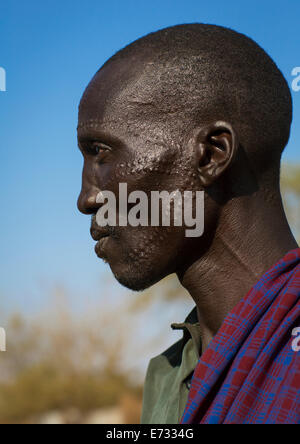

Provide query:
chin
left=110, top=262, right=165, bottom=292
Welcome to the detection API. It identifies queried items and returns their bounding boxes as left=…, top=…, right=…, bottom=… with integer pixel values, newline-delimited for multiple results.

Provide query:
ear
left=191, top=121, right=238, bottom=187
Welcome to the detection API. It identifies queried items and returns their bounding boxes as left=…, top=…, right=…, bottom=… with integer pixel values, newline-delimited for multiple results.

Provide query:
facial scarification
left=77, top=47, right=226, bottom=291
left=78, top=108, right=203, bottom=291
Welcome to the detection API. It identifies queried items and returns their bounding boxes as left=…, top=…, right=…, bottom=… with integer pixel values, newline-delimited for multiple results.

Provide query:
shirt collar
left=171, top=306, right=202, bottom=358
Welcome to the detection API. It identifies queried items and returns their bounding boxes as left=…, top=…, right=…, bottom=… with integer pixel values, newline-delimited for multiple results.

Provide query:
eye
left=91, top=142, right=111, bottom=155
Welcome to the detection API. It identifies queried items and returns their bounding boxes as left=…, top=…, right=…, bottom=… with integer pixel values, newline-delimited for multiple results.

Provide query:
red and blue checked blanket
left=181, top=248, right=300, bottom=424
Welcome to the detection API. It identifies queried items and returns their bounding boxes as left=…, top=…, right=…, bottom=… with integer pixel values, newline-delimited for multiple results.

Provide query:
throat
left=178, top=195, right=298, bottom=353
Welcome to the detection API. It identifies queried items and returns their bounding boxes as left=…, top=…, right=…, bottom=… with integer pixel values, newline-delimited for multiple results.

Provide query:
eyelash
left=84, top=141, right=111, bottom=156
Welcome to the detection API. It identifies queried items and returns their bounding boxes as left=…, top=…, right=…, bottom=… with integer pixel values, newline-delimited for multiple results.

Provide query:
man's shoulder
left=147, top=337, right=185, bottom=373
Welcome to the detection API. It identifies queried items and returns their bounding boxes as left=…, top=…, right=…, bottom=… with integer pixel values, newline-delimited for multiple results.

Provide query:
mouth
left=95, top=236, right=110, bottom=262
left=90, top=225, right=111, bottom=262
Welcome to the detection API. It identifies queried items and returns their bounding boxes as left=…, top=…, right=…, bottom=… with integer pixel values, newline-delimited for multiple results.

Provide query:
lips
left=90, top=225, right=110, bottom=242
left=90, top=223, right=110, bottom=261
left=95, top=236, right=109, bottom=261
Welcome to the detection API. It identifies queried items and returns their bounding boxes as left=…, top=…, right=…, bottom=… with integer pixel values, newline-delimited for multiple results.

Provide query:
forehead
left=78, top=57, right=158, bottom=131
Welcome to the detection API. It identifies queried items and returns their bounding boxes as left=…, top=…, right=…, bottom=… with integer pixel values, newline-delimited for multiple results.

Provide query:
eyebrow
left=77, top=117, right=122, bottom=131
left=77, top=123, right=125, bottom=151
left=77, top=120, right=112, bottom=138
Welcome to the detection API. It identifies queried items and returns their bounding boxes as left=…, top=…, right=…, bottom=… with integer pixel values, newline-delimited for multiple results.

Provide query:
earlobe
left=194, top=121, right=238, bottom=187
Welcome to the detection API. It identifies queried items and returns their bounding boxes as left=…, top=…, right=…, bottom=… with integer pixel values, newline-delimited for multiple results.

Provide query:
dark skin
left=77, top=56, right=298, bottom=353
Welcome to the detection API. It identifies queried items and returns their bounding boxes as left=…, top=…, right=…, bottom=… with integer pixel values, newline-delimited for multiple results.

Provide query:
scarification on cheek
left=114, top=147, right=199, bottom=186
left=97, top=139, right=201, bottom=277
left=123, top=225, right=180, bottom=268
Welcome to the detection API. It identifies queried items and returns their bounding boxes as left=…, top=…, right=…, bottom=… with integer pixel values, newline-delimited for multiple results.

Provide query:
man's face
left=77, top=58, right=206, bottom=291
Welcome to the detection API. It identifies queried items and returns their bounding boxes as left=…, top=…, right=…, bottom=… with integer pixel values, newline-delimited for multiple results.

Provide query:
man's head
left=77, top=23, right=292, bottom=291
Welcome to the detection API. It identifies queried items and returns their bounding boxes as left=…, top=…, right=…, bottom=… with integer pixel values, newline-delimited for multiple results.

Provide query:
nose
left=77, top=185, right=100, bottom=215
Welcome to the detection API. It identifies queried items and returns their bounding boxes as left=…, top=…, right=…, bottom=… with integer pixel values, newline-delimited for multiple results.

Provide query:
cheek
left=112, top=225, right=185, bottom=272
left=103, top=147, right=202, bottom=262
left=112, top=145, right=178, bottom=185
left=114, top=226, right=164, bottom=256
left=113, top=149, right=199, bottom=194
left=114, top=159, right=166, bottom=189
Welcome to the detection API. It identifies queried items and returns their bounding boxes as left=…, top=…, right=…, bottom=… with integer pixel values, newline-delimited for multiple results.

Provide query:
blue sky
left=0, top=0, right=299, bottom=315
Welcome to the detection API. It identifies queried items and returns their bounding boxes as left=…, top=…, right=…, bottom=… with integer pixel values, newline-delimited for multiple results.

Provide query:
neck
left=178, top=190, right=298, bottom=353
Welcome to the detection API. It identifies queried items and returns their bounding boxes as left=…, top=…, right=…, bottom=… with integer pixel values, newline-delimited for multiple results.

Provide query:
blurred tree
left=0, top=295, right=143, bottom=424
left=281, top=163, right=300, bottom=243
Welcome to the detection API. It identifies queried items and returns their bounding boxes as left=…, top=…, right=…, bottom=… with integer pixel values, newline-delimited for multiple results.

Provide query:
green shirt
left=141, top=307, right=202, bottom=424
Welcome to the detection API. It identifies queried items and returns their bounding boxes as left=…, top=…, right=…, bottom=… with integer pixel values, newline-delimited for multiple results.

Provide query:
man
left=77, top=24, right=300, bottom=424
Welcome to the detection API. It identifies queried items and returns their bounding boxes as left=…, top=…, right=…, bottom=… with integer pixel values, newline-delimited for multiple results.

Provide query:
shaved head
left=87, top=24, right=292, bottom=185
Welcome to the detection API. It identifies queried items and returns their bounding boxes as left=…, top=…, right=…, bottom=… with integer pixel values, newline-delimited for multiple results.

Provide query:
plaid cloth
left=181, top=248, right=300, bottom=424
